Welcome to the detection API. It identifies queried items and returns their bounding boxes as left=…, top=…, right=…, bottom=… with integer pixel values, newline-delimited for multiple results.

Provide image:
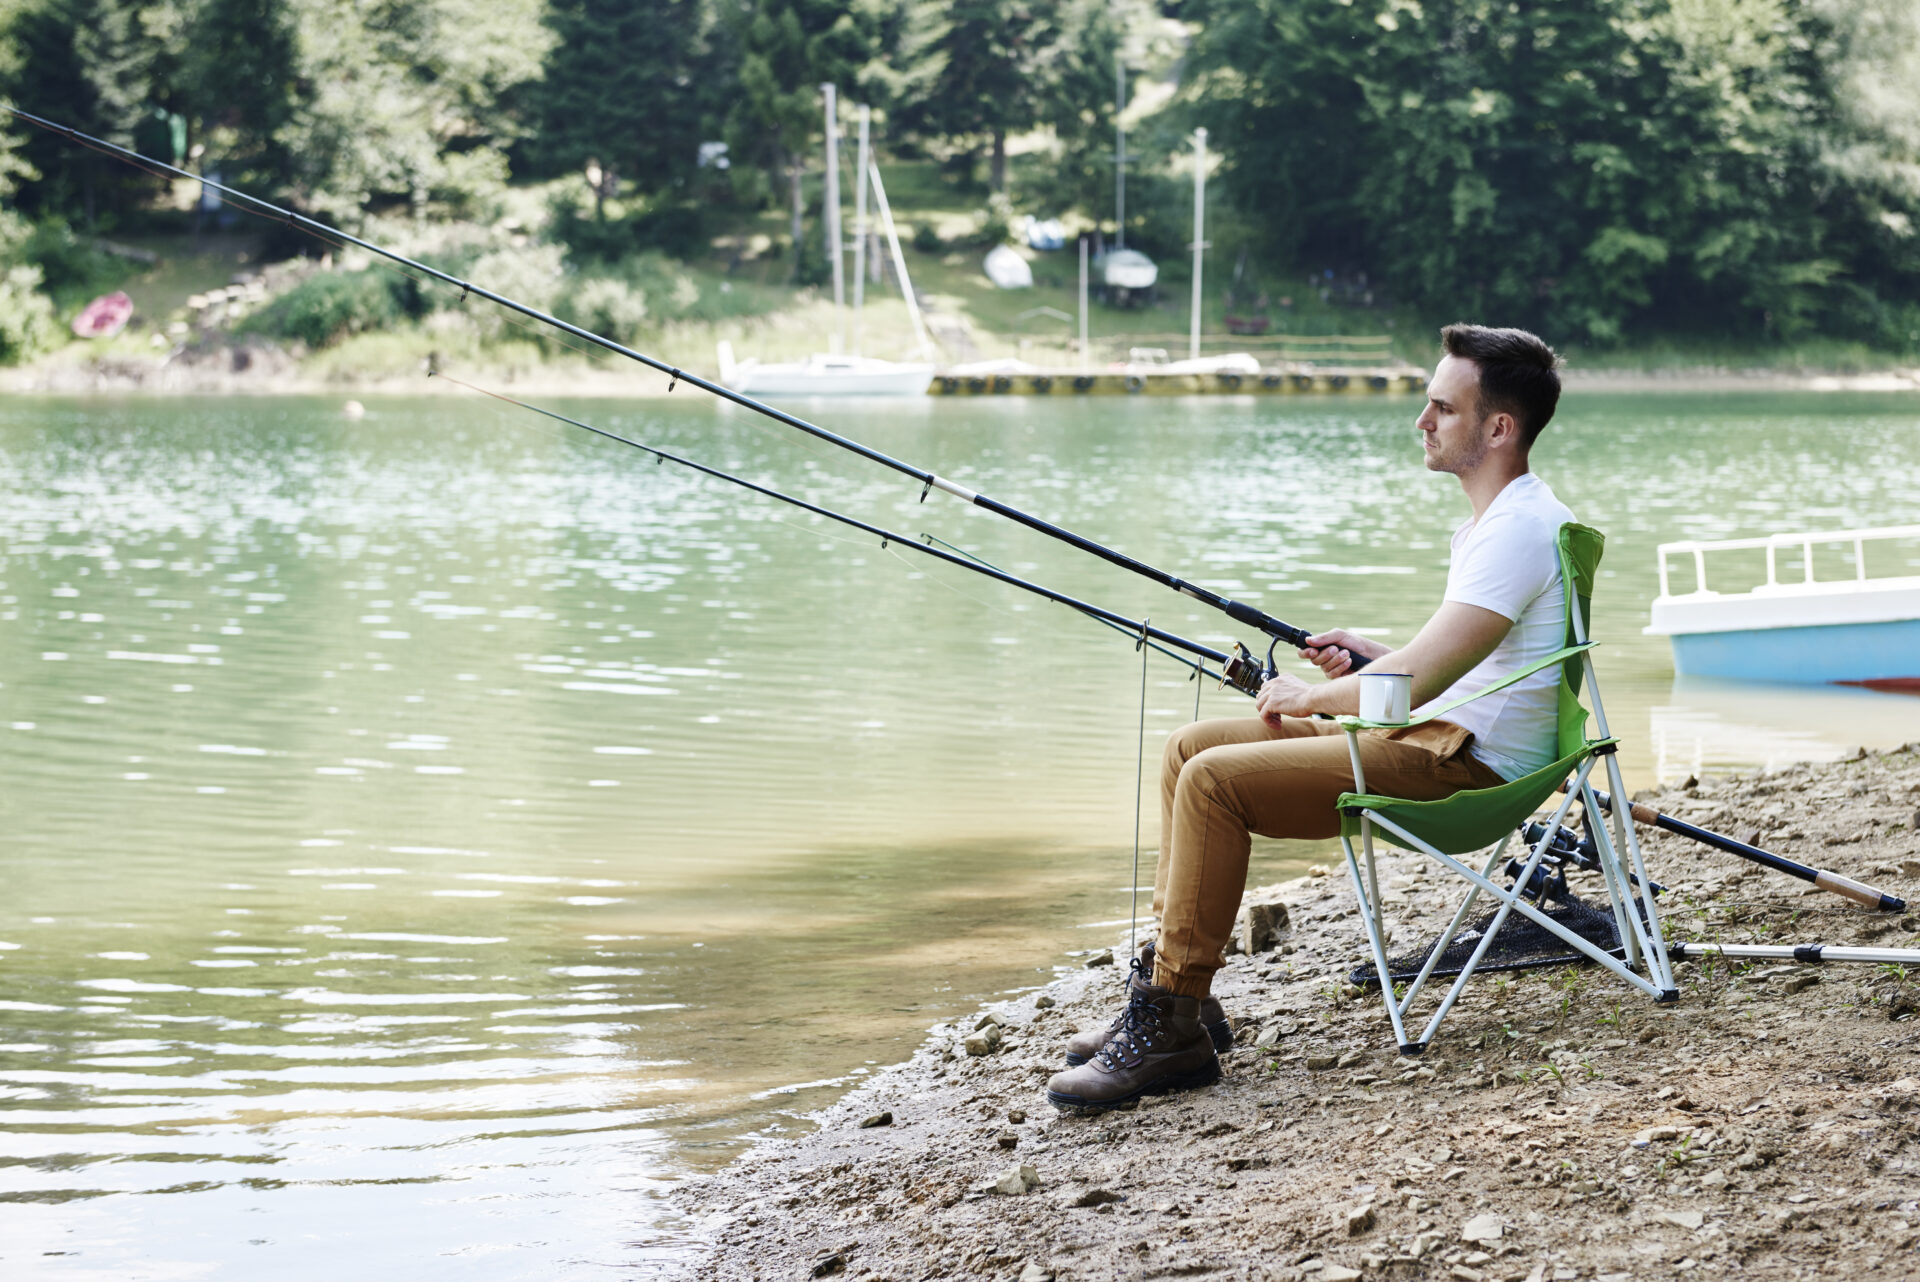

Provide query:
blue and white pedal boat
left=1646, top=524, right=1920, bottom=689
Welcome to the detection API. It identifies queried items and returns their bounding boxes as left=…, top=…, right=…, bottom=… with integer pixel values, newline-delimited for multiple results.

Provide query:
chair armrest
left=1337, top=642, right=1598, bottom=732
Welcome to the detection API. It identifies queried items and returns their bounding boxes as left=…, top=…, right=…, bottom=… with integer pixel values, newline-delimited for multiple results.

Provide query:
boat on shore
left=1646, top=523, right=1920, bottom=689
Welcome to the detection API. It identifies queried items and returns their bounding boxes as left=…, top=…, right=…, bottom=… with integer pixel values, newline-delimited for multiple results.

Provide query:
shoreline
left=673, top=746, right=1920, bottom=1281
left=6, top=349, right=1920, bottom=399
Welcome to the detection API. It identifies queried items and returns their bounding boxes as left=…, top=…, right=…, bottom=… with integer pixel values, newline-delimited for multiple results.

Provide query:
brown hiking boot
left=1046, top=969, right=1221, bottom=1111
left=1063, top=941, right=1230, bottom=1065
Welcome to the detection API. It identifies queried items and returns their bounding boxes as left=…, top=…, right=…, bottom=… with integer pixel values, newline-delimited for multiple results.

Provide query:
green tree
left=724, top=0, right=881, bottom=262
left=534, top=0, right=724, bottom=214
left=1183, top=0, right=1920, bottom=347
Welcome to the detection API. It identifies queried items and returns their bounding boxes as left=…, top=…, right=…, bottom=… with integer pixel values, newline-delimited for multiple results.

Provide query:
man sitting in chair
left=1049, top=323, right=1572, bottom=1110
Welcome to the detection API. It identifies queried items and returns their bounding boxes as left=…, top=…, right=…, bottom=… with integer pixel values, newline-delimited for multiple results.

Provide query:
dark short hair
left=1440, top=323, right=1562, bottom=447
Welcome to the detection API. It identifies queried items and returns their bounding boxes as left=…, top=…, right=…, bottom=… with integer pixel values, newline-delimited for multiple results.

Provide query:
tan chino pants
left=1151, top=715, right=1506, bottom=998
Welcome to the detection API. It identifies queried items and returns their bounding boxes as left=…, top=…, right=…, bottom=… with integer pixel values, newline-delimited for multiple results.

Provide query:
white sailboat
left=719, top=88, right=935, bottom=398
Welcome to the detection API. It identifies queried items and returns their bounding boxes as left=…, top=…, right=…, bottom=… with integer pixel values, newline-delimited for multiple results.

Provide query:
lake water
left=3, top=389, right=1917, bottom=1277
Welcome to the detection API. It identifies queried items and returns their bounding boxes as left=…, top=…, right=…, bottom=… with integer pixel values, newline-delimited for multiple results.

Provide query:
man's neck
left=1458, top=456, right=1530, bottom=522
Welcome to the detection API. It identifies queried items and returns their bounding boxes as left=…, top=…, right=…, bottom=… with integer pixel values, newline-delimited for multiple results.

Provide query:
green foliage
left=532, top=0, right=723, bottom=204
left=241, top=268, right=403, bottom=347
left=19, top=216, right=119, bottom=304
left=1184, top=0, right=1920, bottom=349
left=0, top=261, right=60, bottom=362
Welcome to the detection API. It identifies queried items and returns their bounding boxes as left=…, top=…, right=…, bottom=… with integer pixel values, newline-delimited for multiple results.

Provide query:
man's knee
left=1163, top=721, right=1208, bottom=779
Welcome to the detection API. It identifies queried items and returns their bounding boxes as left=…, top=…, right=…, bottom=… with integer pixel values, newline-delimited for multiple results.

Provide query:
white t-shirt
left=1414, top=473, right=1575, bottom=780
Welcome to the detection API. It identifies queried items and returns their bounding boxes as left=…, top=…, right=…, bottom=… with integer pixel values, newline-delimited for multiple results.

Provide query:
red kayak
left=72, top=291, right=133, bottom=339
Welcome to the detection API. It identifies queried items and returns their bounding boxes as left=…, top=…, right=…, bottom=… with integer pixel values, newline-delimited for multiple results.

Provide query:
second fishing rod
left=8, top=105, right=1355, bottom=684
left=437, top=374, right=1271, bottom=697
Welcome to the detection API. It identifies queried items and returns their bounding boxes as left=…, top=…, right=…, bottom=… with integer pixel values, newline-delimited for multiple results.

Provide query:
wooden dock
left=927, top=368, right=1426, bottom=396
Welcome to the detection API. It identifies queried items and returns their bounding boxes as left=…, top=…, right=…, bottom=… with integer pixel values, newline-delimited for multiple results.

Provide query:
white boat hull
left=1647, top=525, right=1920, bottom=684
left=723, top=353, right=934, bottom=398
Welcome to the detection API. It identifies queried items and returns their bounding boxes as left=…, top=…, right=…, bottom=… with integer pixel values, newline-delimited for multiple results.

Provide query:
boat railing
left=1656, top=524, right=1920, bottom=600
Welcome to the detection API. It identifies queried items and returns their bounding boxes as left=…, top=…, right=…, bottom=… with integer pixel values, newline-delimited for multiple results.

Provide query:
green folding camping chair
left=1335, top=522, right=1677, bottom=1055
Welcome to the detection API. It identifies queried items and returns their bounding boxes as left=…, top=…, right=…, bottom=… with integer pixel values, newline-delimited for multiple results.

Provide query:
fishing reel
left=1515, top=815, right=1666, bottom=898
left=1219, top=641, right=1270, bottom=697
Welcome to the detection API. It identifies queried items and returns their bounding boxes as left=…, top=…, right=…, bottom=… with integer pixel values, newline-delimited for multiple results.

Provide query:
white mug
left=1358, top=671, right=1414, bottom=724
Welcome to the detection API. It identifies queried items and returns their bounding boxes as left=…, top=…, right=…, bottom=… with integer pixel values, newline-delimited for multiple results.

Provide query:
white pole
left=1079, top=236, right=1090, bottom=373
left=868, top=162, right=932, bottom=359
left=1114, top=57, right=1127, bottom=250
left=852, top=105, right=870, bottom=357
left=822, top=83, right=844, bottom=353
left=1190, top=127, right=1207, bottom=362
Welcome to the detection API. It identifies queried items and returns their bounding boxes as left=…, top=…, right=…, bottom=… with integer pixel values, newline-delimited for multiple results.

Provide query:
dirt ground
left=674, top=744, right=1920, bottom=1281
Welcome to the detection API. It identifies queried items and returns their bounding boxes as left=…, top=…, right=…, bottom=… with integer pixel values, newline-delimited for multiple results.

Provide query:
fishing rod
left=7, top=105, right=1349, bottom=684
left=1582, top=786, right=1906, bottom=913
left=434, top=374, right=1268, bottom=695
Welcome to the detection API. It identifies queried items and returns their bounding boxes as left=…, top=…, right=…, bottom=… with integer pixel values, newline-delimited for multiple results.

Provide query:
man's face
left=1415, top=354, right=1492, bottom=476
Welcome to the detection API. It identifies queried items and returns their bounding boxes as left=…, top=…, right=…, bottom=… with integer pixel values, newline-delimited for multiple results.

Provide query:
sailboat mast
left=822, top=84, right=845, bottom=353
left=1190, top=127, right=1207, bottom=361
left=1114, top=58, right=1127, bottom=250
left=852, top=106, right=870, bottom=358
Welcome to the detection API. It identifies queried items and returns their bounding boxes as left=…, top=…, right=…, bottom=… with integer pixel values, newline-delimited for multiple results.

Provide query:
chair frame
left=1335, top=527, right=1677, bottom=1055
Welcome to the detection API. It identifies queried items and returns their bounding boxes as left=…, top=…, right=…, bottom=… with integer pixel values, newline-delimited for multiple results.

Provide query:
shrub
left=910, top=222, right=943, bottom=254
left=0, top=264, right=62, bottom=364
left=560, top=276, right=649, bottom=344
left=243, top=269, right=402, bottom=347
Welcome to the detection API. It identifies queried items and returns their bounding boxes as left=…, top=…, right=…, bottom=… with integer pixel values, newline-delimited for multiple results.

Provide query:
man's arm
left=1255, top=601, right=1514, bottom=723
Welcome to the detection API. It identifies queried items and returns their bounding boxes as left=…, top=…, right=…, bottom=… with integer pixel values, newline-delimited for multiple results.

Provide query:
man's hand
left=1255, top=672, right=1317, bottom=726
left=1297, top=628, right=1388, bottom=678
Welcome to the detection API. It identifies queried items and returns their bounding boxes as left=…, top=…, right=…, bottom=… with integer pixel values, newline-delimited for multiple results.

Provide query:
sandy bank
left=676, top=745, right=1920, bottom=1281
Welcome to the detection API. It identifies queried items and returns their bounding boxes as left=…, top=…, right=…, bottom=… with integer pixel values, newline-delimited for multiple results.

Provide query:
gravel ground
left=676, top=743, right=1920, bottom=1281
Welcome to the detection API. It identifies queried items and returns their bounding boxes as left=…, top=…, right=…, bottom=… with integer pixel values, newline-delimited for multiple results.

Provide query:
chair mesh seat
left=1349, top=885, right=1648, bottom=987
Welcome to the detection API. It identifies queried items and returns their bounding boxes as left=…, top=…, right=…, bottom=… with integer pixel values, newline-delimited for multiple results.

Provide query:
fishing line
left=1130, top=618, right=1150, bottom=960
left=430, top=372, right=1266, bottom=690
left=8, top=104, right=1343, bottom=678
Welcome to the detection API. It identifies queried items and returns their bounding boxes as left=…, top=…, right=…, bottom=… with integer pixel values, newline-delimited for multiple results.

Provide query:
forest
left=3, top=0, right=1918, bottom=366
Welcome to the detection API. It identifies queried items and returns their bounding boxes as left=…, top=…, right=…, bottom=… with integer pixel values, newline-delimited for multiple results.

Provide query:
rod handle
left=1814, top=870, right=1908, bottom=914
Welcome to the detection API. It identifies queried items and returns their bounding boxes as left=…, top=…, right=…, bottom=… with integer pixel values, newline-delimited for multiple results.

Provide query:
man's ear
left=1487, top=411, right=1520, bottom=449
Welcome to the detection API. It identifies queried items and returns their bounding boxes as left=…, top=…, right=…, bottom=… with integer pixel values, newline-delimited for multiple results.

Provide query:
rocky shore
left=676, top=744, right=1920, bottom=1281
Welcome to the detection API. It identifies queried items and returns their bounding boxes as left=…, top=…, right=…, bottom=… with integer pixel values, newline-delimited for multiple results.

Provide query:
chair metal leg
left=1601, top=750, right=1676, bottom=993
left=1414, top=785, right=1585, bottom=1045
left=1341, top=826, right=1413, bottom=1051
left=1366, top=806, right=1667, bottom=1003
left=1397, top=834, right=1512, bottom=1014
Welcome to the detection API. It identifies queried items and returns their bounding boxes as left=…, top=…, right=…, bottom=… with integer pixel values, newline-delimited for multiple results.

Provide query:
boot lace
left=1095, top=976, right=1169, bottom=1070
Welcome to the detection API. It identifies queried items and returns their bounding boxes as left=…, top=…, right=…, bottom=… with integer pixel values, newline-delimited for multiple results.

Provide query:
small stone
left=1072, top=1187, right=1125, bottom=1207
left=1034, top=995, right=1055, bottom=1009
left=964, top=1025, right=1003, bottom=1056
left=1450, top=1267, right=1485, bottom=1282
left=810, top=1252, right=848, bottom=1278
left=1336, top=1048, right=1368, bottom=1069
left=1659, top=1209, right=1706, bottom=1230
left=1085, top=949, right=1114, bottom=968
left=1242, top=899, right=1292, bottom=953
left=1018, top=1264, right=1053, bottom=1282
left=991, top=1163, right=1040, bottom=1195
left=1008, top=1108, right=1027, bottom=1123
left=1225, top=1155, right=1271, bottom=1171
left=1308, top=864, right=1331, bottom=879
left=858, top=1111, right=892, bottom=1128
left=1307, top=1053, right=1340, bottom=1071
left=1460, top=1212, right=1504, bottom=1243
left=1347, top=1203, right=1377, bottom=1236
left=997, top=1131, right=1019, bottom=1149
left=1320, top=1267, right=1363, bottom=1282
left=1255, top=1024, right=1283, bottom=1049
left=1635, top=1125, right=1682, bottom=1144
left=975, top=1012, right=1008, bottom=1031
left=1700, top=1168, right=1729, bottom=1190
left=1784, top=974, right=1819, bottom=994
